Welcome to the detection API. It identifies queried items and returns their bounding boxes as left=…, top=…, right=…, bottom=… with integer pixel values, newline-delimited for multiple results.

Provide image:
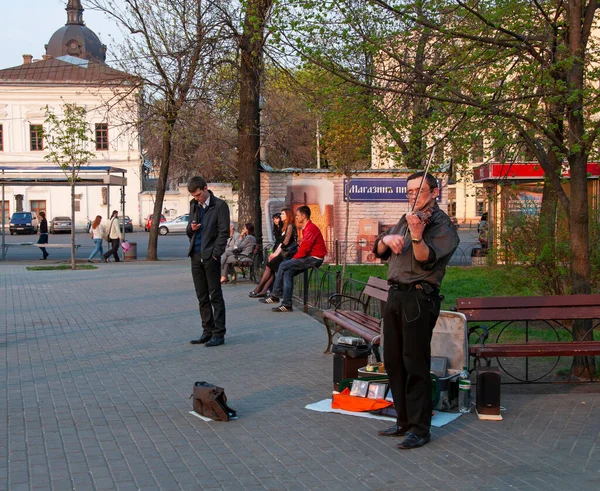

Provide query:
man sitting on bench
left=260, top=206, right=327, bottom=312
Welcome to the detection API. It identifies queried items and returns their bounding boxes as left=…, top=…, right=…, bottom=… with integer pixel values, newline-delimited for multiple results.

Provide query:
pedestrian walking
left=37, top=211, right=49, bottom=260
left=88, top=215, right=105, bottom=262
left=102, top=210, right=122, bottom=263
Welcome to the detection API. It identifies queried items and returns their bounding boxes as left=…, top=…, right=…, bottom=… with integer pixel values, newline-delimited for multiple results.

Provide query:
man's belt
left=388, top=281, right=438, bottom=295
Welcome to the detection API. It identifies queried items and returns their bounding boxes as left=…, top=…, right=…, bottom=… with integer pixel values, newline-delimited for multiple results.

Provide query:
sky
left=0, top=0, right=124, bottom=69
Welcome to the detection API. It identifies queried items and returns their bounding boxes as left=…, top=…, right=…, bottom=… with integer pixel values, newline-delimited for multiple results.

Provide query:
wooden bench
left=229, top=243, right=262, bottom=284
left=321, top=276, right=389, bottom=354
left=456, top=295, right=600, bottom=381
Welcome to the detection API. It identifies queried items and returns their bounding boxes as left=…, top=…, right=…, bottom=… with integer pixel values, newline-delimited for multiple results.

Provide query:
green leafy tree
left=276, top=0, right=600, bottom=338
left=43, top=103, right=95, bottom=270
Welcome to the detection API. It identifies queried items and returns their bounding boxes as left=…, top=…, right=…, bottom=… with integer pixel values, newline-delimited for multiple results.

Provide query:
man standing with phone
left=186, top=176, right=230, bottom=347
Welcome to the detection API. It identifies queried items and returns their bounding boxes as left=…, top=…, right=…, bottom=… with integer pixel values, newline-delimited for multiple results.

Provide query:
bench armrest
left=327, top=293, right=367, bottom=311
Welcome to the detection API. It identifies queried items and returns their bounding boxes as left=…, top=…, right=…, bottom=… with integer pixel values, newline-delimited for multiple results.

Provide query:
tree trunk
left=566, top=1, right=593, bottom=375
left=71, top=180, right=76, bottom=270
left=147, top=121, right=175, bottom=261
left=237, top=0, right=272, bottom=247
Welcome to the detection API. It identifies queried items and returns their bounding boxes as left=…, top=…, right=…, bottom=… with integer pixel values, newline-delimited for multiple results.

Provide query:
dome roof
left=45, top=1, right=107, bottom=63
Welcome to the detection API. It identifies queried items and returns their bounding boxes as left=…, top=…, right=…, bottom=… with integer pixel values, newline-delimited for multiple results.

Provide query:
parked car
left=9, top=211, right=39, bottom=235
left=119, top=216, right=134, bottom=233
left=49, top=216, right=72, bottom=234
left=158, top=214, right=189, bottom=235
left=144, top=213, right=166, bottom=232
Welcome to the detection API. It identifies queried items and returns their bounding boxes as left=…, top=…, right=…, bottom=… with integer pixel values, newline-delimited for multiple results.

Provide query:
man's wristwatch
left=411, top=237, right=423, bottom=244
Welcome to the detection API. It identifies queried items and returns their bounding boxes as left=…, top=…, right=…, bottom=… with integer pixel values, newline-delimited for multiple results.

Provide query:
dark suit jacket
left=186, top=191, right=230, bottom=260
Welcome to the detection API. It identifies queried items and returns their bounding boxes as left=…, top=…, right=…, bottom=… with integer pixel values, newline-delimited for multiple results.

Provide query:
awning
left=473, top=162, right=600, bottom=183
left=0, top=165, right=127, bottom=186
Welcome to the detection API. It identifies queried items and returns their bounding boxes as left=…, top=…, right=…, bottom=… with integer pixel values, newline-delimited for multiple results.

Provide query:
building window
left=95, top=123, right=108, bottom=150
left=476, top=188, right=487, bottom=216
left=30, top=124, right=43, bottom=151
left=30, top=200, right=46, bottom=217
left=471, top=135, right=484, bottom=162
left=448, top=188, right=457, bottom=218
left=0, top=124, right=3, bottom=151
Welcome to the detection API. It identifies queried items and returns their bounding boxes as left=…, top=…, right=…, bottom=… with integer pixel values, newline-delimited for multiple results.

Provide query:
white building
left=0, top=1, right=142, bottom=229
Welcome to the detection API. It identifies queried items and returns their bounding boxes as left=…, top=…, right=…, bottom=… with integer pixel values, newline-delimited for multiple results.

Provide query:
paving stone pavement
left=1, top=259, right=599, bottom=490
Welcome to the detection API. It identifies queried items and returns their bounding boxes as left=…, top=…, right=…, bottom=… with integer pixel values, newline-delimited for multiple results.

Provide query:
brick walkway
left=1, top=260, right=599, bottom=490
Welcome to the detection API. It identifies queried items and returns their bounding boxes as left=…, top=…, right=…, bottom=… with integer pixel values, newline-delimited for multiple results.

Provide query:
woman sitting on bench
left=220, top=223, right=256, bottom=283
left=249, top=207, right=297, bottom=298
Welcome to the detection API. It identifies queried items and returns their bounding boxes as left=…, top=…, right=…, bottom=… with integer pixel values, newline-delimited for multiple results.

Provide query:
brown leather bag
left=192, top=382, right=237, bottom=421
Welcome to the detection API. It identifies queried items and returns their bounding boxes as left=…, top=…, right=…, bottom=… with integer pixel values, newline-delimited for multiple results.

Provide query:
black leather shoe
left=205, top=337, right=225, bottom=347
left=190, top=333, right=212, bottom=345
left=378, top=425, right=410, bottom=437
left=397, top=432, right=431, bottom=450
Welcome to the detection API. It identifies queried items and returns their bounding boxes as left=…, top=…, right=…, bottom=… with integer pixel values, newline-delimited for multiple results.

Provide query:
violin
left=406, top=202, right=434, bottom=226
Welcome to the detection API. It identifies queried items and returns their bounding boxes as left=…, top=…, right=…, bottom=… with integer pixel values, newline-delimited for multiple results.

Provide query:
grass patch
left=331, top=264, right=535, bottom=310
left=322, top=264, right=388, bottom=284
left=27, top=264, right=97, bottom=271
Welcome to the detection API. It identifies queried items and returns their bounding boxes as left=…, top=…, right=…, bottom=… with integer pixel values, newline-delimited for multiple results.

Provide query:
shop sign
left=344, top=178, right=441, bottom=202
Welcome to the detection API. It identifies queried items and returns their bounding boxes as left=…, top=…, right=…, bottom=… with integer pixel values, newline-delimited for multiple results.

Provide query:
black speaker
left=476, top=367, right=501, bottom=415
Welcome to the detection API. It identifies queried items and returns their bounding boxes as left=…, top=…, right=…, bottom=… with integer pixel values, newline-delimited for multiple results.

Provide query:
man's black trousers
left=191, top=252, right=226, bottom=338
left=383, top=287, right=441, bottom=436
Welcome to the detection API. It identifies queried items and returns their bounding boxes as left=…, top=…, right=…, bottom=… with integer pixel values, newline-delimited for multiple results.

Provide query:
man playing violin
left=373, top=171, right=459, bottom=449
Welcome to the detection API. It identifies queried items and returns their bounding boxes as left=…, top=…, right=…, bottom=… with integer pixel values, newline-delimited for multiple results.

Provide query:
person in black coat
left=186, top=176, right=231, bottom=347
left=37, top=211, right=49, bottom=260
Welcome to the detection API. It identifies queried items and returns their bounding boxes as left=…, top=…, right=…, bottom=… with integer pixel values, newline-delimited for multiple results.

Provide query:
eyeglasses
left=407, top=187, right=431, bottom=197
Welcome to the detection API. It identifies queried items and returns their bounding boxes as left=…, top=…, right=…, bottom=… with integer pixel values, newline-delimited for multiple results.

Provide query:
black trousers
left=383, top=287, right=441, bottom=436
left=103, top=238, right=120, bottom=262
left=37, top=233, right=48, bottom=258
left=191, top=252, right=226, bottom=338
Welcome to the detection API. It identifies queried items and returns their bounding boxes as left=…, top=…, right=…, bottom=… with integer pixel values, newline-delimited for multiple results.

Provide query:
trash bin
left=124, top=242, right=137, bottom=261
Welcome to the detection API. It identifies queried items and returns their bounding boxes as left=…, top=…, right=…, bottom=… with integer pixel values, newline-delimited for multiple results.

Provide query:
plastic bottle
left=458, top=366, right=471, bottom=413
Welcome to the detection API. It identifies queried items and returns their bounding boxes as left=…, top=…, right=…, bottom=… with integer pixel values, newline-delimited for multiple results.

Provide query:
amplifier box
left=476, top=367, right=501, bottom=417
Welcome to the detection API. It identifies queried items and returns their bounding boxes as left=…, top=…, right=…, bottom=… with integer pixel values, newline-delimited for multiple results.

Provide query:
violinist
left=373, top=171, right=459, bottom=450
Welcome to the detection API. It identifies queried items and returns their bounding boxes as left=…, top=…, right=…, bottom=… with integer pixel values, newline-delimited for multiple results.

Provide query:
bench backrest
left=456, top=294, right=600, bottom=321
left=362, top=276, right=390, bottom=303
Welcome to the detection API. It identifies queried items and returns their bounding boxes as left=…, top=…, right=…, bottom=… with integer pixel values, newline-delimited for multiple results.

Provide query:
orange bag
left=331, top=388, right=392, bottom=412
